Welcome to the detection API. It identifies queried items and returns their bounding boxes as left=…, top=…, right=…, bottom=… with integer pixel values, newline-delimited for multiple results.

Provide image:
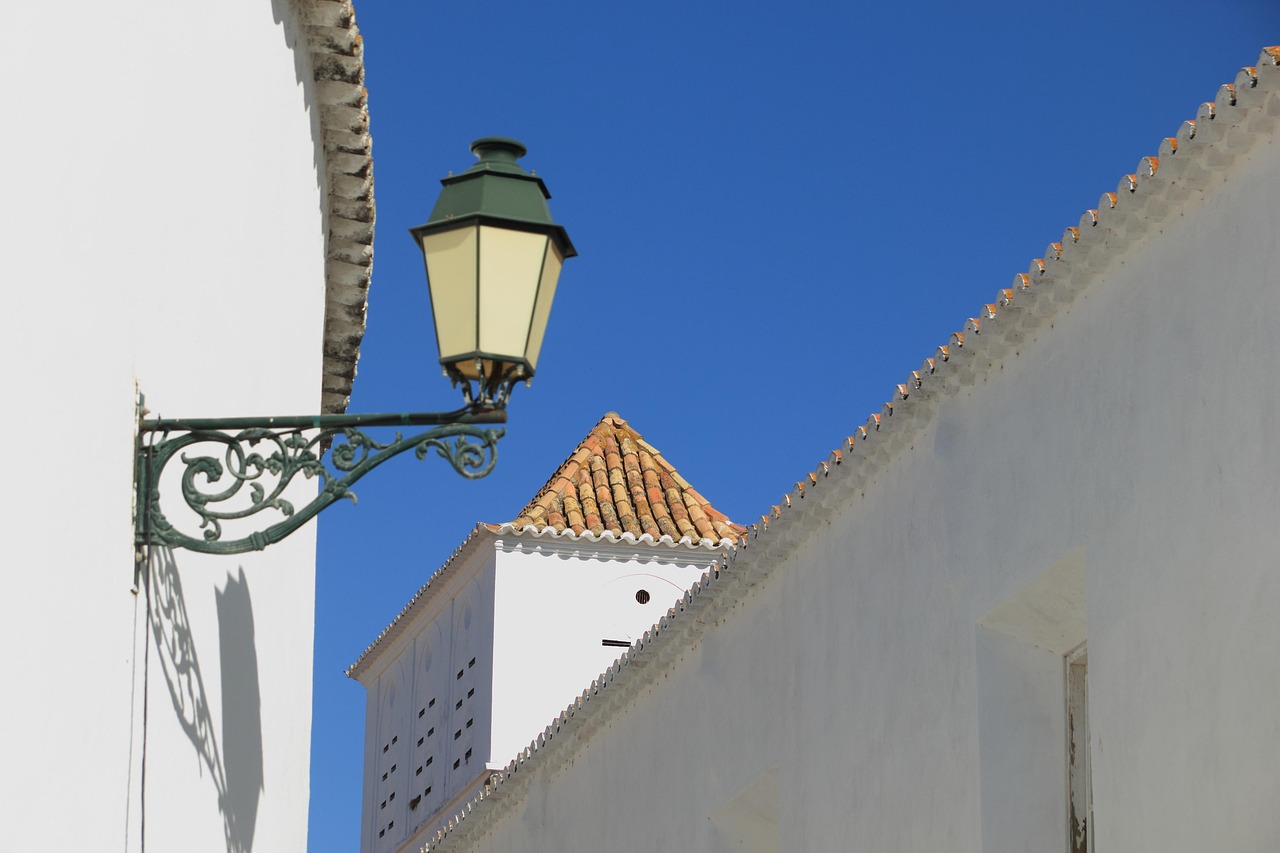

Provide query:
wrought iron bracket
left=134, top=404, right=506, bottom=556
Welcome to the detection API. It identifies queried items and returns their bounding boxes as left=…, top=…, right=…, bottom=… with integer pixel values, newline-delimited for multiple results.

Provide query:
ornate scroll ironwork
left=135, top=408, right=505, bottom=556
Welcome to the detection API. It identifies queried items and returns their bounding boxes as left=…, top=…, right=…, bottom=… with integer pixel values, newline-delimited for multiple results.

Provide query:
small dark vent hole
left=468, top=657, right=476, bottom=668
left=429, top=698, right=436, bottom=708
left=418, top=708, right=425, bottom=718
left=467, top=688, right=474, bottom=698
left=456, top=669, right=463, bottom=680
left=417, top=737, right=424, bottom=747
left=635, top=589, right=651, bottom=604
left=452, top=759, right=460, bottom=769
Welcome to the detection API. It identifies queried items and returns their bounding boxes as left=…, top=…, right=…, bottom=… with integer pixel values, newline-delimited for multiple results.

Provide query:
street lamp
left=413, top=137, right=576, bottom=405
left=134, top=138, right=574, bottom=557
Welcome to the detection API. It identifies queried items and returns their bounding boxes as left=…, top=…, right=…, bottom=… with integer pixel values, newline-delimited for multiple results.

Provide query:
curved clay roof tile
left=504, top=412, right=745, bottom=545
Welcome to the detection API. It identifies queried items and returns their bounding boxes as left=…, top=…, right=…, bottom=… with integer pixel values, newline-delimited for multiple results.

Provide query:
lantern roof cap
left=413, top=136, right=576, bottom=257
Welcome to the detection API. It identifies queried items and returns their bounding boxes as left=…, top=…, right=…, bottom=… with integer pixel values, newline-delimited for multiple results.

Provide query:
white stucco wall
left=487, top=540, right=721, bottom=770
left=3, top=2, right=327, bottom=851
left=357, top=540, right=499, bottom=853
left=451, top=99, right=1280, bottom=851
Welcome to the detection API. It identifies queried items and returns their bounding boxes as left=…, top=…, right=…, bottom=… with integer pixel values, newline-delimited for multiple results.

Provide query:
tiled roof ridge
left=298, top=0, right=376, bottom=413
left=508, top=412, right=626, bottom=516
left=505, top=412, right=747, bottom=544
left=416, top=47, right=1280, bottom=852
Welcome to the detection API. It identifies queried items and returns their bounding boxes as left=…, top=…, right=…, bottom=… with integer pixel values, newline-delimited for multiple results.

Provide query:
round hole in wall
left=635, top=589, right=650, bottom=604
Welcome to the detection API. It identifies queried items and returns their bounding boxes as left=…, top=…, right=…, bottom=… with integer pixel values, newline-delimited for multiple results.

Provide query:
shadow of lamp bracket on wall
left=133, top=138, right=575, bottom=558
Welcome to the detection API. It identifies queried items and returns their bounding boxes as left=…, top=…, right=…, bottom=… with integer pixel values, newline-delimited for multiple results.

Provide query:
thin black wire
left=139, top=548, right=151, bottom=853
left=137, top=440, right=154, bottom=853
left=125, top=528, right=145, bottom=852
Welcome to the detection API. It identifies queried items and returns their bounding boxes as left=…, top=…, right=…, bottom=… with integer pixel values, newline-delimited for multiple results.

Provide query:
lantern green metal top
left=415, top=137, right=577, bottom=254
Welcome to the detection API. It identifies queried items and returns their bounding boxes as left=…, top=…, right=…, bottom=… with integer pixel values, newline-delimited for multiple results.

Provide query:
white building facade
left=349, top=414, right=743, bottom=852
left=2, top=1, right=372, bottom=850
left=417, top=49, right=1280, bottom=852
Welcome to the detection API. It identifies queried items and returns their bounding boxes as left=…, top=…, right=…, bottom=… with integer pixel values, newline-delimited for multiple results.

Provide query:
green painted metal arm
left=134, top=406, right=506, bottom=556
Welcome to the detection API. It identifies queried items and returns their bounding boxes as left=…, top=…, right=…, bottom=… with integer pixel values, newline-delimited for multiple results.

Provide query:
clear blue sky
left=309, top=4, right=1278, bottom=847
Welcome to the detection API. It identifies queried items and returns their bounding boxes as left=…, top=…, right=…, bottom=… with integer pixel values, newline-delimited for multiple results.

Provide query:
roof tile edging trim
left=418, top=48, right=1280, bottom=851
left=487, top=522, right=737, bottom=551
left=298, top=0, right=375, bottom=414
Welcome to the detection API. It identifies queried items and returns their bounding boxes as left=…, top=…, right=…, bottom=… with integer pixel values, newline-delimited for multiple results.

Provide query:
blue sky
left=309, top=4, right=1279, bottom=847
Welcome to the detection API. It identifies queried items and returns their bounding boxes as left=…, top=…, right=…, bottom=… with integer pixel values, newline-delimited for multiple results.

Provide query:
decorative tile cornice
left=486, top=522, right=737, bottom=554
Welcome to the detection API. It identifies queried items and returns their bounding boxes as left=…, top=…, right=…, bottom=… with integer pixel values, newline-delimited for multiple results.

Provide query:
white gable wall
left=357, top=540, right=498, bottom=853
left=451, top=102, right=1280, bottom=851
left=4, top=1, right=328, bottom=850
left=488, top=539, right=722, bottom=769
left=355, top=531, right=728, bottom=853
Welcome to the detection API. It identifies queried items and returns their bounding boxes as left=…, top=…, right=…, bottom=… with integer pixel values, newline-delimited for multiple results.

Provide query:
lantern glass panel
left=477, top=225, right=549, bottom=363
left=421, top=226, right=478, bottom=364
left=524, top=240, right=564, bottom=372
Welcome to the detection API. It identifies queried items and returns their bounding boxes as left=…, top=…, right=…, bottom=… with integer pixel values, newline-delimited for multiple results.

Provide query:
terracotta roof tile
left=506, top=412, right=745, bottom=544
